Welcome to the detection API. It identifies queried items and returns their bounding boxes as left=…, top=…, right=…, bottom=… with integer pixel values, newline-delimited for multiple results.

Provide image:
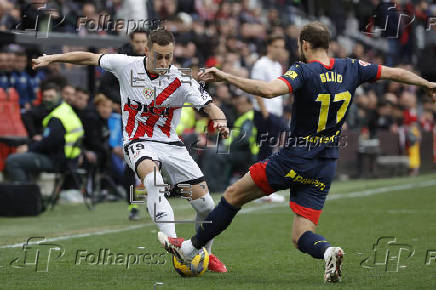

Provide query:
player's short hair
left=94, top=93, right=111, bottom=106
left=41, top=82, right=61, bottom=94
left=266, top=35, right=285, bottom=46
left=147, top=29, right=175, bottom=48
left=299, top=22, right=330, bottom=50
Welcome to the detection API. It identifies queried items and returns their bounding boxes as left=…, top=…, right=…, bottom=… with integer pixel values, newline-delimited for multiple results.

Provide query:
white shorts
left=124, top=140, right=204, bottom=185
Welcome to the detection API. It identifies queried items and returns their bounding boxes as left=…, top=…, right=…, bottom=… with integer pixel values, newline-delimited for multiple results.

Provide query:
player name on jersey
left=319, top=71, right=342, bottom=83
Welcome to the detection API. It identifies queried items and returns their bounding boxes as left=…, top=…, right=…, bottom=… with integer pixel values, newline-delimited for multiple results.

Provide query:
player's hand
left=426, top=82, right=436, bottom=102
left=213, top=120, right=229, bottom=139
left=198, top=67, right=228, bottom=83
left=32, top=54, right=52, bottom=70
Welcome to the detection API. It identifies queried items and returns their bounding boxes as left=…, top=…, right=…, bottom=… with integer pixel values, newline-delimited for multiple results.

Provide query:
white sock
left=190, top=193, right=215, bottom=253
left=144, top=171, right=176, bottom=237
left=181, top=239, right=199, bottom=261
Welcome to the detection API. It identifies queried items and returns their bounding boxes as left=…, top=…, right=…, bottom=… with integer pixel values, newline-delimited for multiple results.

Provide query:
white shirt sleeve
left=182, top=79, right=212, bottom=111
left=99, top=54, right=134, bottom=75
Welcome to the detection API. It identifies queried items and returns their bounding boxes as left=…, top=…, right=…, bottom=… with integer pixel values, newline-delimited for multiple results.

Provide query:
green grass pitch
left=1, top=173, right=435, bottom=289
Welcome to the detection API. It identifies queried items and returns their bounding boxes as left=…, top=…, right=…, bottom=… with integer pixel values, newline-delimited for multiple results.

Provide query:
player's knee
left=223, top=184, right=245, bottom=207
left=136, top=159, right=159, bottom=181
left=190, top=182, right=209, bottom=200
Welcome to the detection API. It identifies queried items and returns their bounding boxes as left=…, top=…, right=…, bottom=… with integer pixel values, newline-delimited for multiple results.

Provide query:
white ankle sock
left=181, top=239, right=199, bottom=260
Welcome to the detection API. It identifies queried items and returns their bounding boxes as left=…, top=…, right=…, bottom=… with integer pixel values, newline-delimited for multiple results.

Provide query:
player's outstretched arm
left=32, top=52, right=101, bottom=70
left=380, top=66, right=436, bottom=101
left=202, top=102, right=229, bottom=138
left=198, top=67, right=289, bottom=99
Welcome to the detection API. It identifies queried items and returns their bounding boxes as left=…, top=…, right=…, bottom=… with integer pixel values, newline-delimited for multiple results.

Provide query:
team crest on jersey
left=284, top=70, right=298, bottom=79
left=143, top=87, right=155, bottom=99
left=358, top=60, right=370, bottom=66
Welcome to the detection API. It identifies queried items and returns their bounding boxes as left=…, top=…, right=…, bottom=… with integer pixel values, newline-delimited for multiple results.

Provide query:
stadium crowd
left=0, top=0, right=435, bottom=193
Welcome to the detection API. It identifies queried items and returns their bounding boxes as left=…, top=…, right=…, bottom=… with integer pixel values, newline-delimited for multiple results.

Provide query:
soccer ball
left=172, top=248, right=209, bottom=277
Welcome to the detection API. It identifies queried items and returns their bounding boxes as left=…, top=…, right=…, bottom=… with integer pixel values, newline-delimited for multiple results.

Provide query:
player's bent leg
left=137, top=159, right=177, bottom=237
left=224, top=172, right=266, bottom=208
left=291, top=214, right=317, bottom=248
left=292, top=214, right=343, bottom=283
left=189, top=181, right=227, bottom=273
left=187, top=172, right=264, bottom=251
left=158, top=171, right=267, bottom=262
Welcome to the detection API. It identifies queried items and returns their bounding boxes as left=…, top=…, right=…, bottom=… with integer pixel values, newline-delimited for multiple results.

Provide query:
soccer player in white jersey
left=32, top=29, right=229, bottom=272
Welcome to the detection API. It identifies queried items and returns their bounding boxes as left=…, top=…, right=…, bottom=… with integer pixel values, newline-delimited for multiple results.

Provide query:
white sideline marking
left=2, top=179, right=436, bottom=248
left=326, top=179, right=436, bottom=201
left=0, top=224, right=150, bottom=249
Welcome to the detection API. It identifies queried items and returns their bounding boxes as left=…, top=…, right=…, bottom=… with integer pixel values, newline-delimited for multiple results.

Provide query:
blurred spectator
left=0, top=50, right=10, bottom=89
left=0, top=0, right=20, bottom=30
left=72, top=87, right=90, bottom=115
left=228, top=94, right=258, bottom=177
left=62, top=84, right=76, bottom=105
left=250, top=35, right=287, bottom=161
left=108, top=101, right=124, bottom=183
left=213, top=83, right=236, bottom=128
left=21, top=102, right=49, bottom=141
left=401, top=91, right=421, bottom=176
left=81, top=93, right=111, bottom=168
left=21, top=78, right=72, bottom=141
left=4, top=82, right=83, bottom=183
left=1, top=0, right=434, bottom=183
left=0, top=49, right=14, bottom=89
left=11, top=50, right=34, bottom=109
